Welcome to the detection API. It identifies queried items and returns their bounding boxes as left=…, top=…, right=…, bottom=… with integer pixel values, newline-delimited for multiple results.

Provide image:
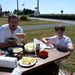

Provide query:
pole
left=37, top=0, right=39, bottom=11
left=61, top=13, right=62, bottom=23
left=17, top=0, right=19, bottom=16
left=61, top=10, right=63, bottom=23
left=37, top=0, right=39, bottom=20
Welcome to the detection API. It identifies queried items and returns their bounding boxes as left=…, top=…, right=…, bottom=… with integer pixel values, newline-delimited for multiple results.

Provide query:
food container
left=24, top=43, right=35, bottom=54
left=5, top=37, right=17, bottom=43
left=12, top=47, right=23, bottom=54
left=8, top=47, right=23, bottom=57
left=38, top=50, right=48, bottom=59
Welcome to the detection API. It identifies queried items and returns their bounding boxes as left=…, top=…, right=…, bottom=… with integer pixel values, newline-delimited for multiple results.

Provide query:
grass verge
left=0, top=17, right=59, bottom=26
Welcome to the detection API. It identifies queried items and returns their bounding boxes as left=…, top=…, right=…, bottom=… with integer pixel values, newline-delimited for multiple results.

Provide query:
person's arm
left=52, top=42, right=74, bottom=52
left=42, top=37, right=50, bottom=44
left=0, top=42, right=17, bottom=49
left=42, top=37, right=74, bottom=52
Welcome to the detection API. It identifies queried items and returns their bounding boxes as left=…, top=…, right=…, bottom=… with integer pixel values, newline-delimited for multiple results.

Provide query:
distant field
left=24, top=26, right=75, bottom=74
left=0, top=17, right=59, bottom=26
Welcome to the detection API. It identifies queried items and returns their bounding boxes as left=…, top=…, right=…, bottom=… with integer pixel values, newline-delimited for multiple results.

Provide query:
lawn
left=0, top=17, right=59, bottom=26
left=24, top=26, right=75, bottom=74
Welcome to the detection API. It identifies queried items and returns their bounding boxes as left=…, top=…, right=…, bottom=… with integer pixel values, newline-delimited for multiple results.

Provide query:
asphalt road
left=21, top=17, right=75, bottom=31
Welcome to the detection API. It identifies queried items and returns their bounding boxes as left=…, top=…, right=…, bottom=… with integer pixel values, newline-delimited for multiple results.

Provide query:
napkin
left=40, top=41, right=57, bottom=50
left=40, top=41, right=52, bottom=49
left=0, top=57, right=18, bottom=68
left=11, top=67, right=23, bottom=75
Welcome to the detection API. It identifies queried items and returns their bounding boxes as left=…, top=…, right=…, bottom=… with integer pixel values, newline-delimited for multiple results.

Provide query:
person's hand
left=45, top=40, right=53, bottom=48
left=50, top=41, right=57, bottom=48
left=16, top=33, right=26, bottom=39
left=45, top=40, right=50, bottom=44
left=16, top=33, right=27, bottom=45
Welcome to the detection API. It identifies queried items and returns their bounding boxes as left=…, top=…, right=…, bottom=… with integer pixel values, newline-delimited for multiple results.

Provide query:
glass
left=0, top=50, right=5, bottom=56
left=16, top=33, right=23, bottom=45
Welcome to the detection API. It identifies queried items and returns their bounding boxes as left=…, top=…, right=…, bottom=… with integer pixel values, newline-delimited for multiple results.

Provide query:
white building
left=0, top=4, right=2, bottom=17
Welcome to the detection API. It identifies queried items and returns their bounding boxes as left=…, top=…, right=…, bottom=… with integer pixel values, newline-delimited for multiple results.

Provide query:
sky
left=0, top=0, right=75, bottom=14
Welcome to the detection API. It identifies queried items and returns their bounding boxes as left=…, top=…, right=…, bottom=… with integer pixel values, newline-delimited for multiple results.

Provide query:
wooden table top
left=0, top=49, right=70, bottom=75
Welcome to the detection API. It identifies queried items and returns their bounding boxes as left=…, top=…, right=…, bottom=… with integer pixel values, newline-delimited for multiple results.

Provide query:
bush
left=20, top=15, right=27, bottom=21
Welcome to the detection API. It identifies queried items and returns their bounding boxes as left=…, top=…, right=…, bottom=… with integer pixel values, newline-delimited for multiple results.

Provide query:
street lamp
left=61, top=10, right=63, bottom=23
left=34, top=0, right=40, bottom=20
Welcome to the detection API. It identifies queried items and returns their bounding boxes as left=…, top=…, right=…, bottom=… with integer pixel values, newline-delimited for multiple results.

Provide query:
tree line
left=2, top=8, right=34, bottom=16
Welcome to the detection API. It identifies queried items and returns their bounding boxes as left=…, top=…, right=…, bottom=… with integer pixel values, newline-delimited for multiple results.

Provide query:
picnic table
left=0, top=42, right=70, bottom=75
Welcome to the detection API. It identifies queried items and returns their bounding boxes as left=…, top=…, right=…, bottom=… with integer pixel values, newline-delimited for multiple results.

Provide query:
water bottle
left=34, top=38, right=40, bottom=55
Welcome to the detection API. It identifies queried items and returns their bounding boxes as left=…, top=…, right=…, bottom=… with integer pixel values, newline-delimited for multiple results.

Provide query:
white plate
left=18, top=57, right=36, bottom=67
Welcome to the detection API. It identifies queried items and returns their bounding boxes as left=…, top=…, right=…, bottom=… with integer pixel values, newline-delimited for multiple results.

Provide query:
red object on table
left=39, top=50, right=48, bottom=59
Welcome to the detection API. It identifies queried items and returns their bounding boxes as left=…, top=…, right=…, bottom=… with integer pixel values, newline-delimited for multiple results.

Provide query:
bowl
left=39, top=50, right=48, bottom=59
left=24, top=43, right=35, bottom=53
left=5, top=37, right=17, bottom=43
left=12, top=47, right=23, bottom=54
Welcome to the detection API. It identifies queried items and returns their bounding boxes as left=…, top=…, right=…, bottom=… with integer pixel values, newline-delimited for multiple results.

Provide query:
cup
left=16, top=33, right=23, bottom=45
left=0, top=50, right=5, bottom=56
left=16, top=33, right=21, bottom=37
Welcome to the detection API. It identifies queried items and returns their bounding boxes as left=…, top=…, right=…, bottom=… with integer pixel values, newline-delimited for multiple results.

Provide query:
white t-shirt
left=0, top=24, right=23, bottom=43
left=49, top=35, right=72, bottom=47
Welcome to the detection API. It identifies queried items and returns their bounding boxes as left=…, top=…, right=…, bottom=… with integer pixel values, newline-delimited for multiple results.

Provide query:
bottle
left=34, top=38, right=40, bottom=55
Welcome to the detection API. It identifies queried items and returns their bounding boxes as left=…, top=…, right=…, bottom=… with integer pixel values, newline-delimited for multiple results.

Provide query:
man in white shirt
left=0, top=14, right=27, bottom=49
left=42, top=24, right=74, bottom=52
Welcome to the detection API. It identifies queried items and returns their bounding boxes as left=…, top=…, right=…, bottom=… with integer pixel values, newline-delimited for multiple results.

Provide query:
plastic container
left=33, top=38, right=40, bottom=55
left=39, top=50, right=48, bottom=59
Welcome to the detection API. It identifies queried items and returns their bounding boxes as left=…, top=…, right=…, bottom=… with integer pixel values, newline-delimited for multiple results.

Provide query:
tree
left=2, top=10, right=10, bottom=16
left=22, top=8, right=34, bottom=15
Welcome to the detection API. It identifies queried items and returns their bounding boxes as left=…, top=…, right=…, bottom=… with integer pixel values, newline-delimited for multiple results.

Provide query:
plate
left=12, top=47, right=23, bottom=54
left=5, top=37, right=17, bottom=43
left=18, top=57, right=36, bottom=67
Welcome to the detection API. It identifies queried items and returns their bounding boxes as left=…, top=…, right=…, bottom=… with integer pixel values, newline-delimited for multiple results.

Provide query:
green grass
left=24, top=26, right=75, bottom=73
left=0, top=17, right=59, bottom=26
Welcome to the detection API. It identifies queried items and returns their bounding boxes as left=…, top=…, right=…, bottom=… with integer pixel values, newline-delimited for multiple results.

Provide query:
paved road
left=21, top=17, right=75, bottom=30
left=30, top=17, right=75, bottom=25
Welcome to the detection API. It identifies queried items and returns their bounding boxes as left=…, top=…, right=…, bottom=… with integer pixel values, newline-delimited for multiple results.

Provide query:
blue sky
left=0, top=0, right=75, bottom=14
